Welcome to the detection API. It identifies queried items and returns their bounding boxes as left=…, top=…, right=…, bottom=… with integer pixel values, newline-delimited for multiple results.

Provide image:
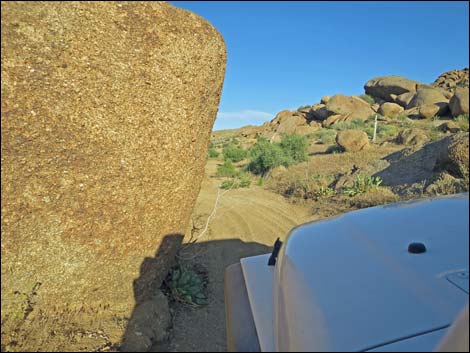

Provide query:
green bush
left=280, top=133, right=309, bottom=163
left=207, top=147, right=219, bottom=158
left=364, top=123, right=398, bottom=140
left=359, top=94, right=376, bottom=105
left=223, top=143, right=247, bottom=162
left=247, top=138, right=291, bottom=175
left=343, top=175, right=383, bottom=197
left=330, top=119, right=367, bottom=131
left=247, top=134, right=309, bottom=175
left=217, top=160, right=238, bottom=177
left=220, top=179, right=237, bottom=189
left=238, top=173, right=252, bottom=188
left=220, top=174, right=251, bottom=190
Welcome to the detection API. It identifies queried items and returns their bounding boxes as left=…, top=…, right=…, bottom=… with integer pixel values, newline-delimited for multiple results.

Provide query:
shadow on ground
left=120, top=234, right=271, bottom=352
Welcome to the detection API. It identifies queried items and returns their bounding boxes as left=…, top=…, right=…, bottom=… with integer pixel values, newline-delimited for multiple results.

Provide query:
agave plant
left=168, top=265, right=208, bottom=307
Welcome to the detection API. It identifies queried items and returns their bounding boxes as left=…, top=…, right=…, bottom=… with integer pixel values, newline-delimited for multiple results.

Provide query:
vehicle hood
left=274, top=193, right=469, bottom=351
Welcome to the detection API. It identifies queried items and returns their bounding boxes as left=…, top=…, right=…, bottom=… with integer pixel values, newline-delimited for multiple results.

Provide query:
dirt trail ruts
left=153, top=160, right=315, bottom=352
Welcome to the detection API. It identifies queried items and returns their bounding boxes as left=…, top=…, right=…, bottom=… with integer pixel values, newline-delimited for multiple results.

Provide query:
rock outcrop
left=1, top=1, right=226, bottom=350
left=364, top=76, right=425, bottom=101
left=432, top=68, right=469, bottom=91
left=449, top=87, right=470, bottom=117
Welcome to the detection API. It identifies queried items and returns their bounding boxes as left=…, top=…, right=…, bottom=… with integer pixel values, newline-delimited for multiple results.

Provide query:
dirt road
left=153, top=160, right=314, bottom=352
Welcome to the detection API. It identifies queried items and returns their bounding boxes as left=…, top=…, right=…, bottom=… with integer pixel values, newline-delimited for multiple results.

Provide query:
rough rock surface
left=364, top=76, right=425, bottom=101
left=379, top=102, right=404, bottom=117
left=1, top=1, right=225, bottom=350
left=120, top=291, right=172, bottom=352
left=406, top=88, right=450, bottom=116
left=311, top=103, right=329, bottom=121
left=325, top=94, right=375, bottom=120
left=397, top=128, right=429, bottom=146
left=432, top=68, right=469, bottom=91
left=336, top=130, right=369, bottom=152
left=377, top=133, right=469, bottom=192
left=395, top=92, right=416, bottom=108
left=449, top=87, right=470, bottom=117
left=436, top=132, right=470, bottom=180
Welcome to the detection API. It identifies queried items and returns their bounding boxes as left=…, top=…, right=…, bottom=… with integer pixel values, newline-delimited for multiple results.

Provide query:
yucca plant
left=168, top=265, right=208, bottom=307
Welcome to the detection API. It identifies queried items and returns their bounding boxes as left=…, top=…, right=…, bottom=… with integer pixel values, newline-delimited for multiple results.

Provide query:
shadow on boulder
left=120, top=234, right=271, bottom=352
left=374, top=133, right=469, bottom=193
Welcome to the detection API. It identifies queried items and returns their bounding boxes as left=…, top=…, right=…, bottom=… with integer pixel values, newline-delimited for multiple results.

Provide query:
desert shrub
left=220, top=173, right=251, bottom=190
left=359, top=94, right=376, bottom=105
left=455, top=114, right=469, bottom=132
left=277, top=174, right=335, bottom=200
left=426, top=173, right=468, bottom=196
left=220, top=179, right=237, bottom=189
left=279, top=133, right=309, bottom=163
left=343, top=175, right=383, bottom=196
left=247, top=138, right=291, bottom=175
left=331, top=119, right=367, bottom=131
left=310, top=129, right=337, bottom=144
left=238, top=173, right=252, bottom=188
left=257, top=177, right=265, bottom=187
left=207, top=147, right=219, bottom=158
left=217, top=160, right=238, bottom=177
left=247, top=134, right=309, bottom=175
left=423, top=120, right=444, bottom=141
left=364, top=123, right=399, bottom=141
left=167, top=264, right=207, bottom=306
left=223, top=143, right=247, bottom=162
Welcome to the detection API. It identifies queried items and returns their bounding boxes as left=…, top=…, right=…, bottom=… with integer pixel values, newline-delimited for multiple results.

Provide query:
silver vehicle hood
left=272, top=193, right=469, bottom=352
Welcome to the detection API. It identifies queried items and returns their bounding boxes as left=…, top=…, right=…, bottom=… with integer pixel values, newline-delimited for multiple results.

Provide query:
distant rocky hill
left=233, top=68, right=469, bottom=141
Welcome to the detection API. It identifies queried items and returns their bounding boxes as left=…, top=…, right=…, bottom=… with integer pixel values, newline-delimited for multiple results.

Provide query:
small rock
left=438, top=121, right=461, bottom=133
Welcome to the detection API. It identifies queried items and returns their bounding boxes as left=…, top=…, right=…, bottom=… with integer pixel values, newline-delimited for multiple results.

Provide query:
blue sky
left=172, top=1, right=469, bottom=130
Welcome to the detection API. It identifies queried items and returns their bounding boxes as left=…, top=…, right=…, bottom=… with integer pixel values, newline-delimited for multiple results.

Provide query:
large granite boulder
left=336, top=130, right=370, bottom=152
left=325, top=94, right=375, bottom=120
left=364, top=76, right=425, bottom=102
left=449, top=87, right=470, bottom=117
left=1, top=2, right=225, bottom=351
left=406, top=88, right=450, bottom=116
left=379, top=102, right=404, bottom=117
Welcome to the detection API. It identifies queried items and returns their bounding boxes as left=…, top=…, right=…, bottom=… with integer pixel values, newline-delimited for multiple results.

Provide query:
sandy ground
left=153, top=159, right=315, bottom=352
